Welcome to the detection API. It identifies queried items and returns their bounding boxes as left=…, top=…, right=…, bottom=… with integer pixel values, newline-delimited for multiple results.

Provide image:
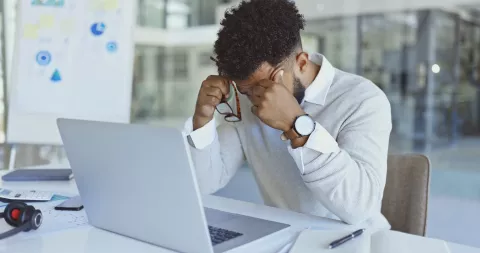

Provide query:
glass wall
left=137, top=0, right=191, bottom=29
left=433, top=12, right=457, bottom=143
left=303, top=11, right=480, bottom=151
left=305, top=12, right=420, bottom=151
left=360, top=13, right=418, bottom=152
left=137, top=0, right=217, bottom=29
left=132, top=46, right=167, bottom=122
left=457, top=18, right=480, bottom=136
left=303, top=17, right=359, bottom=74
left=132, top=1, right=222, bottom=127
left=132, top=44, right=216, bottom=126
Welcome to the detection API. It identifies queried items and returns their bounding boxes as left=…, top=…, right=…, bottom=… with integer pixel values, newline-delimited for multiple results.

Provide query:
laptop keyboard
left=208, top=226, right=243, bottom=246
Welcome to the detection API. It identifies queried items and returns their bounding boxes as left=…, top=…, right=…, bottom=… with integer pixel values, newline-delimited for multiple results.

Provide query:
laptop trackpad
left=204, top=207, right=291, bottom=253
left=204, top=208, right=239, bottom=224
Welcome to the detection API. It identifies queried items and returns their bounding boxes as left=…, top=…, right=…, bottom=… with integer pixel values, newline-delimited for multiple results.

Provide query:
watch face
left=295, top=115, right=315, bottom=136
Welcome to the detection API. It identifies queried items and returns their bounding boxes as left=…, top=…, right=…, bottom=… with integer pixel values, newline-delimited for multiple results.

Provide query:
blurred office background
left=1, top=0, right=480, bottom=248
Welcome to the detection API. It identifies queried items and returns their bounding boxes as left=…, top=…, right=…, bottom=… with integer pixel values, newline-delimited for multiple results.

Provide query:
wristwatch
left=281, top=114, right=315, bottom=141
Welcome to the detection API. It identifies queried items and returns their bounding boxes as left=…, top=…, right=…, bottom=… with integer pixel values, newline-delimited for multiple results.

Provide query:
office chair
left=381, top=154, right=431, bottom=236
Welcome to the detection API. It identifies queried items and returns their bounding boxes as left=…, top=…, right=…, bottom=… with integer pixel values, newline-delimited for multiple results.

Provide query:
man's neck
left=302, top=60, right=321, bottom=89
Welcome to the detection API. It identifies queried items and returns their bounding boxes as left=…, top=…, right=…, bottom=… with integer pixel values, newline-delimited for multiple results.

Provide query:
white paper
left=371, top=230, right=451, bottom=253
left=289, top=229, right=370, bottom=253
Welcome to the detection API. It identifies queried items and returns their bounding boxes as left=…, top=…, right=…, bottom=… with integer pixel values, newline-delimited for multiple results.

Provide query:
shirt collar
left=303, top=53, right=335, bottom=106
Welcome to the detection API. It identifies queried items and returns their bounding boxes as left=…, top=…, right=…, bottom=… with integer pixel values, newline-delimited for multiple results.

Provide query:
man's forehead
left=234, top=62, right=275, bottom=86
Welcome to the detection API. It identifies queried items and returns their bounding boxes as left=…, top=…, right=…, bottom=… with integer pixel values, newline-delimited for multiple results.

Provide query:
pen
left=328, top=229, right=365, bottom=249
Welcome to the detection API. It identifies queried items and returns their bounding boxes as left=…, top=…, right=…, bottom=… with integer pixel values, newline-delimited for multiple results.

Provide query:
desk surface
left=0, top=171, right=478, bottom=253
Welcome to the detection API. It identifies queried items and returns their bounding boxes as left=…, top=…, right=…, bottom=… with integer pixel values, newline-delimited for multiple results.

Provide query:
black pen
left=328, top=229, right=365, bottom=249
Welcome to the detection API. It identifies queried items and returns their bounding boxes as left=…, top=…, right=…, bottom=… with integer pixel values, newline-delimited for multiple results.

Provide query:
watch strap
left=281, top=128, right=301, bottom=141
left=281, top=114, right=310, bottom=141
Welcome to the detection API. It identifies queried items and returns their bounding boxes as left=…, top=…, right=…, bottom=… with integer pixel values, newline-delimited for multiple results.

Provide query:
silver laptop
left=57, top=119, right=290, bottom=253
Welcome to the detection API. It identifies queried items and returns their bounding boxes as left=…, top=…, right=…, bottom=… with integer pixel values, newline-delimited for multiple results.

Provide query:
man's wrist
left=193, top=115, right=213, bottom=131
left=291, top=136, right=309, bottom=149
left=282, top=109, right=306, bottom=132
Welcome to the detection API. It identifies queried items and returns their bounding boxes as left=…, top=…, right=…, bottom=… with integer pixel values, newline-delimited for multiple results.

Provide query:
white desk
left=0, top=174, right=478, bottom=253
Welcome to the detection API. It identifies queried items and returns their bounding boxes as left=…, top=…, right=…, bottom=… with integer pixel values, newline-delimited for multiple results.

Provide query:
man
left=184, top=0, right=392, bottom=229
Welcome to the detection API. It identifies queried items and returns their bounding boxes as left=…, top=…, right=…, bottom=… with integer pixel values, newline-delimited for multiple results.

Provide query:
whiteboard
left=6, top=0, right=136, bottom=145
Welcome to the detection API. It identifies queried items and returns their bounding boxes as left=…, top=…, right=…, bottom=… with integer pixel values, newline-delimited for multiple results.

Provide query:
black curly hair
left=213, top=0, right=306, bottom=80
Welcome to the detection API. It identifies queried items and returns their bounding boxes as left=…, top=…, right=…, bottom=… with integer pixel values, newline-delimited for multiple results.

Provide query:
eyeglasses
left=216, top=82, right=242, bottom=122
left=210, top=56, right=242, bottom=122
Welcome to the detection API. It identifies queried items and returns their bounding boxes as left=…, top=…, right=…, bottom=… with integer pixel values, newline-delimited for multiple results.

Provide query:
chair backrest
left=381, top=154, right=431, bottom=236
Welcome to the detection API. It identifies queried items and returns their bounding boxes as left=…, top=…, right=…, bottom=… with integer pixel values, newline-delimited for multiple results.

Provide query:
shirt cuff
left=288, top=122, right=339, bottom=174
left=184, top=117, right=216, bottom=150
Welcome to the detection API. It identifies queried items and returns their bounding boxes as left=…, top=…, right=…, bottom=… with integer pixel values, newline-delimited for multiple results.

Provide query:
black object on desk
left=2, top=169, right=73, bottom=181
left=55, top=196, right=84, bottom=211
left=328, top=229, right=365, bottom=249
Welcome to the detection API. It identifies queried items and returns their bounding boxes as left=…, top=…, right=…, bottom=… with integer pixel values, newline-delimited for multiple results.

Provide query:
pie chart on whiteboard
left=90, top=22, right=106, bottom=36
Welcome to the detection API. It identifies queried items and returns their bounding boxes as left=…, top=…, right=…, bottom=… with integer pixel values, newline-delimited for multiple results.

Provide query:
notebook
left=289, top=229, right=450, bottom=253
left=2, top=169, right=73, bottom=181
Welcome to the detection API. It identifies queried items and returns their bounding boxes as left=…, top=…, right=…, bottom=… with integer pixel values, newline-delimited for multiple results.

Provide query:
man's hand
left=193, top=75, right=230, bottom=130
left=251, top=71, right=305, bottom=132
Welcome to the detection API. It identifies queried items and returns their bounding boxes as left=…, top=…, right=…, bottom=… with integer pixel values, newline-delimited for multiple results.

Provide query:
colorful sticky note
left=89, top=0, right=103, bottom=10
left=31, top=0, right=65, bottom=7
left=89, top=0, right=118, bottom=11
left=60, top=19, right=75, bottom=34
left=39, top=15, right=55, bottom=29
left=103, top=0, right=119, bottom=10
left=51, top=195, right=70, bottom=201
left=23, top=24, right=38, bottom=39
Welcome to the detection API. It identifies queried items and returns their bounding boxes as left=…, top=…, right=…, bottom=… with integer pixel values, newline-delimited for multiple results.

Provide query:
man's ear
left=273, top=70, right=284, bottom=84
left=295, top=52, right=309, bottom=73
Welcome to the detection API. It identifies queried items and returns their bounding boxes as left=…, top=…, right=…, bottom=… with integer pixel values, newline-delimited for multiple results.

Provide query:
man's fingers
left=251, top=85, right=267, bottom=106
left=203, top=86, right=223, bottom=100
left=205, top=95, right=221, bottom=106
left=257, top=79, right=275, bottom=89
left=251, top=94, right=262, bottom=106
left=252, top=85, right=266, bottom=98
left=205, top=76, right=231, bottom=99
